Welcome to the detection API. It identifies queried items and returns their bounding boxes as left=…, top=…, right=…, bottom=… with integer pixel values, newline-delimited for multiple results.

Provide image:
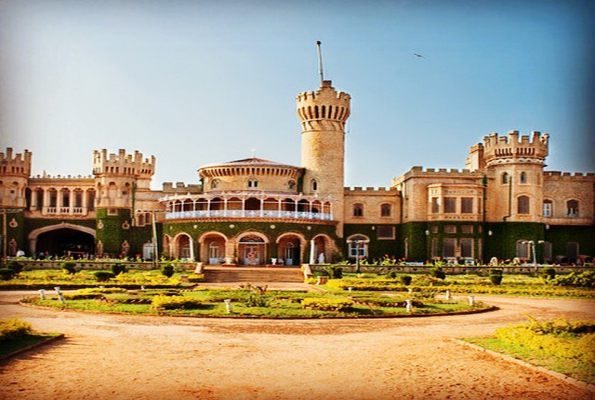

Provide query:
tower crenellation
left=92, top=149, right=155, bottom=179
left=0, top=147, right=32, bottom=177
left=481, top=130, right=549, bottom=168
left=296, top=80, right=351, bottom=131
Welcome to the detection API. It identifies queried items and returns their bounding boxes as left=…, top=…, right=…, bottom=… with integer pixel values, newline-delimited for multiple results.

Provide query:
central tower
left=296, top=79, right=350, bottom=234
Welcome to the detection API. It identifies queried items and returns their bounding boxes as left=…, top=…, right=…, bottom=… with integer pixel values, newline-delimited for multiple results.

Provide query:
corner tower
left=297, top=80, right=350, bottom=234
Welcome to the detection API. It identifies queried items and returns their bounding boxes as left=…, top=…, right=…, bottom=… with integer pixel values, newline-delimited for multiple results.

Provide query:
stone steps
left=203, top=267, right=304, bottom=283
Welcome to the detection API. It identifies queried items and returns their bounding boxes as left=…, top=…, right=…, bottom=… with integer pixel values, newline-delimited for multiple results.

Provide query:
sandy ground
left=0, top=290, right=594, bottom=400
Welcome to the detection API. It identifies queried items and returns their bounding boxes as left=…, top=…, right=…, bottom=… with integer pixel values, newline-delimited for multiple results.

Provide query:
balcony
left=166, top=209, right=333, bottom=221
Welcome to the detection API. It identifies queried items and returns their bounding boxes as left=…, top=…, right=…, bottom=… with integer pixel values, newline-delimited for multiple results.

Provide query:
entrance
left=36, top=228, right=95, bottom=258
left=238, top=235, right=266, bottom=266
left=277, top=235, right=302, bottom=266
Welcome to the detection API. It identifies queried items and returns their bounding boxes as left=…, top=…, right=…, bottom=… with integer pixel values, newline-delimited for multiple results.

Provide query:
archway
left=36, top=228, right=95, bottom=258
left=173, top=233, right=194, bottom=260
left=198, top=232, right=228, bottom=265
left=237, top=232, right=268, bottom=266
left=276, top=233, right=306, bottom=266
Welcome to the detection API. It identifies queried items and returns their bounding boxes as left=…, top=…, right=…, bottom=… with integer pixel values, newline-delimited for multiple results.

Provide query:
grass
left=464, top=337, right=595, bottom=385
left=0, top=333, right=62, bottom=359
left=21, top=287, right=490, bottom=318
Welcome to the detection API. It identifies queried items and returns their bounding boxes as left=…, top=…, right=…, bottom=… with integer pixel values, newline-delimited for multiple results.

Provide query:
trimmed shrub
left=429, top=267, right=446, bottom=280
left=93, top=271, right=115, bottom=282
left=489, top=274, right=503, bottom=285
left=61, top=262, right=77, bottom=275
left=161, top=264, right=175, bottom=278
left=551, top=271, right=595, bottom=288
left=302, top=298, right=354, bottom=312
left=0, top=268, right=16, bottom=281
left=327, top=266, right=343, bottom=279
left=490, top=269, right=503, bottom=276
left=387, top=271, right=398, bottom=279
left=6, top=261, right=24, bottom=274
left=111, top=263, right=127, bottom=275
left=541, top=268, right=556, bottom=280
left=0, top=318, right=32, bottom=342
left=400, top=275, right=412, bottom=285
left=151, top=295, right=202, bottom=310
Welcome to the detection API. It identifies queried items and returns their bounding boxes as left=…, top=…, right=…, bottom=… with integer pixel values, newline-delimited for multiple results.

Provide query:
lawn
left=0, top=333, right=63, bottom=359
left=21, top=287, right=491, bottom=318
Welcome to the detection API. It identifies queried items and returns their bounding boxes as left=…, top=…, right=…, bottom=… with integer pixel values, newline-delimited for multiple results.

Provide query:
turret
left=92, top=149, right=155, bottom=208
left=0, top=148, right=32, bottom=208
left=297, top=80, right=350, bottom=235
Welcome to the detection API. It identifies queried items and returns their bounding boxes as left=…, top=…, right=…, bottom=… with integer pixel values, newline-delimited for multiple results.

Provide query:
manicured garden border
left=18, top=300, right=498, bottom=320
left=0, top=334, right=65, bottom=362
left=451, top=339, right=595, bottom=393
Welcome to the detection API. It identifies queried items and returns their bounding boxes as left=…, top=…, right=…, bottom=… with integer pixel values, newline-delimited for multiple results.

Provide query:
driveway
left=0, top=291, right=593, bottom=400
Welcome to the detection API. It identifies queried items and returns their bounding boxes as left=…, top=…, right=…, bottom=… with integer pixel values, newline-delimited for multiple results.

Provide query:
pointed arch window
left=353, top=203, right=364, bottom=217
left=543, top=200, right=553, bottom=217
left=311, top=180, right=318, bottom=191
left=502, top=172, right=509, bottom=184
left=380, top=203, right=392, bottom=217
left=520, top=172, right=527, bottom=184
left=567, top=200, right=579, bottom=217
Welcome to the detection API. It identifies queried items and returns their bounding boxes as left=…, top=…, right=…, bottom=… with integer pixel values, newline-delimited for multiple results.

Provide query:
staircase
left=203, top=266, right=304, bottom=283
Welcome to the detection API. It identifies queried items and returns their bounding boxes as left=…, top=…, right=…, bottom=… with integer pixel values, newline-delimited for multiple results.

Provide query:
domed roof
left=199, top=157, right=298, bottom=169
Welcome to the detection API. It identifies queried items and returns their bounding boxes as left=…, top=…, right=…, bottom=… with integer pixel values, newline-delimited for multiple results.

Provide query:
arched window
left=353, top=203, right=364, bottom=217
left=517, top=196, right=530, bottom=214
left=502, top=172, right=509, bottom=184
left=311, top=180, right=318, bottom=191
left=520, top=172, right=527, bottom=184
left=138, top=213, right=145, bottom=226
left=567, top=200, right=579, bottom=217
left=288, top=180, right=296, bottom=190
left=380, top=203, right=391, bottom=217
left=347, top=234, right=369, bottom=258
left=211, top=179, right=219, bottom=189
left=542, top=200, right=553, bottom=217
left=248, top=179, right=259, bottom=188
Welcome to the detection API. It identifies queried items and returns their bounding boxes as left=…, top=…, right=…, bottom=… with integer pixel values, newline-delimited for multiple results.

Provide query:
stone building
left=0, top=79, right=593, bottom=265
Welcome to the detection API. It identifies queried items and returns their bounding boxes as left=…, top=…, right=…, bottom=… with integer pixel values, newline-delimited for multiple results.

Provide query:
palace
left=0, top=79, right=593, bottom=266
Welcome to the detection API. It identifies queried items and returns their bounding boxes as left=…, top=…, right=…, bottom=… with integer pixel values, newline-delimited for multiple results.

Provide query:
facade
left=1, top=79, right=593, bottom=265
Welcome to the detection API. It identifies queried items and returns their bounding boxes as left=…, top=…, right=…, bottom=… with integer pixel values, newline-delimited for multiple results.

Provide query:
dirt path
left=1, top=291, right=593, bottom=400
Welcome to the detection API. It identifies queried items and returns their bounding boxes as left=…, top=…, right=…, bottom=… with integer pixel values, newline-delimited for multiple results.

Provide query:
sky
left=1, top=0, right=593, bottom=190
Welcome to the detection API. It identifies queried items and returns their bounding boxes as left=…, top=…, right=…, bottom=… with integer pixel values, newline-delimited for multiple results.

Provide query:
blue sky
left=1, top=0, right=593, bottom=189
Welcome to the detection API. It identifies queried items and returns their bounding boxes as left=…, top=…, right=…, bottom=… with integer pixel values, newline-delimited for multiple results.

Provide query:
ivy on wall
left=343, top=224, right=401, bottom=260
left=2, top=210, right=25, bottom=254
left=96, top=208, right=132, bottom=255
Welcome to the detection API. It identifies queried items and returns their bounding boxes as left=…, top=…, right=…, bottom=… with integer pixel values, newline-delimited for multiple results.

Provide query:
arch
left=28, top=223, right=96, bottom=257
left=198, top=230, right=229, bottom=244
left=276, top=232, right=305, bottom=266
left=236, top=231, right=269, bottom=265
left=380, top=203, right=392, bottom=217
left=199, top=231, right=228, bottom=264
left=517, top=195, right=530, bottom=214
left=352, top=203, right=364, bottom=217
left=172, top=232, right=194, bottom=260
left=276, top=232, right=307, bottom=246
left=566, top=199, right=579, bottom=217
left=236, top=231, right=270, bottom=244
left=346, top=234, right=370, bottom=259
left=519, top=171, right=527, bottom=184
left=501, top=172, right=509, bottom=184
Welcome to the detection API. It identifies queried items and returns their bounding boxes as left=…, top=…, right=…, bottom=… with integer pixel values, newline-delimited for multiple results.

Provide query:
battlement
left=345, top=186, right=397, bottom=193
left=475, top=131, right=549, bottom=167
left=92, top=149, right=155, bottom=177
left=163, top=182, right=201, bottom=193
left=544, top=171, right=595, bottom=180
left=30, top=173, right=94, bottom=181
left=0, top=148, right=32, bottom=177
left=296, top=80, right=351, bottom=122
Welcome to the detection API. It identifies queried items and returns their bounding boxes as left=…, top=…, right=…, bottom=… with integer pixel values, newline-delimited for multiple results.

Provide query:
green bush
left=327, top=266, right=343, bottom=279
left=6, top=261, right=24, bottom=274
left=429, top=267, right=446, bottom=280
left=387, top=271, right=398, bottom=279
left=400, top=275, right=412, bottom=285
left=161, top=264, right=175, bottom=278
left=111, top=263, right=127, bottom=275
left=0, top=268, right=16, bottom=281
left=93, top=271, right=116, bottom=282
left=490, top=269, right=503, bottom=276
left=489, top=274, right=503, bottom=285
left=0, top=318, right=32, bottom=342
left=151, top=295, right=202, bottom=310
left=541, top=268, right=556, bottom=280
left=302, top=297, right=354, bottom=312
left=61, top=262, right=77, bottom=275
left=551, top=271, right=595, bottom=288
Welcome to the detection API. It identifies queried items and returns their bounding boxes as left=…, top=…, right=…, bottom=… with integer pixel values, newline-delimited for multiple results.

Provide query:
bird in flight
left=414, top=53, right=423, bottom=58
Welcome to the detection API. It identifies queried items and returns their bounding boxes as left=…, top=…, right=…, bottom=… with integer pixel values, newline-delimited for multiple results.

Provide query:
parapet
left=473, top=130, right=549, bottom=168
left=162, top=182, right=201, bottom=194
left=296, top=80, right=351, bottom=123
left=544, top=171, right=595, bottom=180
left=93, top=149, right=155, bottom=178
left=0, top=148, right=32, bottom=177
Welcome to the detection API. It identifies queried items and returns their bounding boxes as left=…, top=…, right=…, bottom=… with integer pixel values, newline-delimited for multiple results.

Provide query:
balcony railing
left=166, top=210, right=333, bottom=221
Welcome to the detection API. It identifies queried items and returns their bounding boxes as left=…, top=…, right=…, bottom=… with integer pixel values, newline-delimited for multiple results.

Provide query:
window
left=248, top=179, right=259, bottom=188
left=517, top=196, right=530, bottom=214
left=543, top=241, right=552, bottom=263
left=87, top=189, right=96, bottom=211
left=311, top=180, right=318, bottom=191
left=377, top=226, right=395, bottom=239
left=461, top=225, right=473, bottom=234
left=347, top=235, right=369, bottom=258
left=444, top=197, right=456, bottom=213
left=431, top=225, right=439, bottom=234
left=353, top=203, right=364, bottom=217
left=107, top=209, right=118, bottom=216
left=460, top=238, right=473, bottom=258
left=430, top=238, right=439, bottom=258
left=567, top=200, right=579, bottom=217
left=502, top=172, right=509, bottom=184
left=138, top=214, right=145, bottom=226
left=543, top=200, right=553, bottom=217
left=74, top=190, right=83, bottom=208
left=48, top=189, right=57, bottom=208
left=288, top=180, right=296, bottom=190
left=211, top=179, right=219, bottom=189
left=443, top=238, right=456, bottom=258
left=380, top=203, right=392, bottom=217
left=520, top=172, right=527, bottom=184
left=431, top=197, right=439, bottom=214
left=461, top=198, right=473, bottom=214
left=444, top=225, right=456, bottom=234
